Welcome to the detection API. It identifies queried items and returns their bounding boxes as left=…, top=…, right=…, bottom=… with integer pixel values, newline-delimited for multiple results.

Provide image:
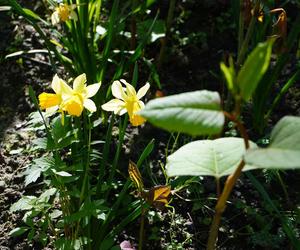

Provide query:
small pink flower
left=120, top=240, right=136, bottom=250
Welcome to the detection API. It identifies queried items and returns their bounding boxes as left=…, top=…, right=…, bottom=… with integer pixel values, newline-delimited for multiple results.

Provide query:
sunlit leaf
left=167, top=137, right=257, bottom=178
left=237, top=39, right=274, bottom=101
left=245, top=116, right=300, bottom=169
left=10, top=196, right=37, bottom=212
left=39, top=188, right=57, bottom=203
left=52, top=169, right=72, bottom=177
left=23, top=156, right=55, bottom=186
left=220, top=56, right=236, bottom=93
left=24, top=166, right=42, bottom=186
left=139, top=90, right=224, bottom=136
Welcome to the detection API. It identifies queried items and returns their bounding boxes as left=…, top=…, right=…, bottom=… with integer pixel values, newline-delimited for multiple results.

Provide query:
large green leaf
left=10, top=196, right=37, bottom=212
left=245, top=116, right=300, bottom=169
left=237, top=39, right=274, bottom=101
left=49, top=116, right=78, bottom=149
left=166, top=137, right=257, bottom=178
left=23, top=156, right=55, bottom=186
left=139, top=90, right=224, bottom=136
left=24, top=166, right=42, bottom=186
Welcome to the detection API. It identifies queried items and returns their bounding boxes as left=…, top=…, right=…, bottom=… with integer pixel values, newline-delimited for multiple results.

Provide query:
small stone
left=0, top=180, right=6, bottom=189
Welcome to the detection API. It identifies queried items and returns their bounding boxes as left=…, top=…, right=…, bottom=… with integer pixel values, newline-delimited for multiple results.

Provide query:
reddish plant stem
left=206, top=112, right=249, bottom=250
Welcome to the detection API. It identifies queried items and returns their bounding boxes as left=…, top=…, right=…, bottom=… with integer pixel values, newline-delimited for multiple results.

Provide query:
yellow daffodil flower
left=38, top=74, right=68, bottom=114
left=101, top=79, right=150, bottom=126
left=51, top=3, right=78, bottom=25
left=60, top=73, right=101, bottom=117
left=38, top=74, right=101, bottom=118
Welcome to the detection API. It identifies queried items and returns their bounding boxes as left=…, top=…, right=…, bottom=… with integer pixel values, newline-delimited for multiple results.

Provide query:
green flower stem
left=79, top=114, right=92, bottom=204
left=74, top=114, right=92, bottom=245
left=29, top=87, right=74, bottom=240
left=138, top=204, right=146, bottom=250
left=105, top=115, right=128, bottom=200
left=93, top=181, right=132, bottom=247
left=96, top=113, right=115, bottom=195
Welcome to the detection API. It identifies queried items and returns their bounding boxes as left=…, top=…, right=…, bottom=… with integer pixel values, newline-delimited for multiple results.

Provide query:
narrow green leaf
left=137, top=139, right=155, bottom=167
left=246, top=172, right=300, bottom=249
left=132, top=62, right=138, bottom=88
left=64, top=200, right=107, bottom=224
left=139, top=90, right=224, bottom=136
left=220, top=56, right=236, bottom=93
left=9, top=227, right=29, bottom=237
left=28, top=85, right=39, bottom=109
left=137, top=19, right=166, bottom=43
left=52, top=169, right=72, bottom=177
left=245, top=116, right=300, bottom=169
left=237, top=39, right=274, bottom=101
left=23, top=8, right=48, bottom=25
left=105, top=205, right=141, bottom=240
left=167, top=137, right=257, bottom=178
left=144, top=58, right=161, bottom=89
left=266, top=69, right=300, bottom=119
left=0, top=6, right=11, bottom=11
left=98, top=0, right=119, bottom=81
left=129, top=11, right=159, bottom=63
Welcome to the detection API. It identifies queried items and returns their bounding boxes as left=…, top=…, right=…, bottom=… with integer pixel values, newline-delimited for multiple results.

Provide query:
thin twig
left=206, top=112, right=249, bottom=249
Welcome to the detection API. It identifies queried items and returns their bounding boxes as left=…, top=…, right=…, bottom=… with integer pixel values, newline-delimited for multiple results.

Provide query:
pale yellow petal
left=83, top=99, right=97, bottom=113
left=138, top=100, right=145, bottom=109
left=121, top=79, right=136, bottom=97
left=45, top=106, right=59, bottom=116
left=118, top=108, right=127, bottom=115
left=70, top=4, right=77, bottom=10
left=137, top=83, right=150, bottom=99
left=70, top=10, right=78, bottom=21
left=86, top=83, right=101, bottom=98
left=60, top=79, right=73, bottom=98
left=51, top=74, right=61, bottom=94
left=73, top=73, right=87, bottom=92
left=51, top=11, right=60, bottom=25
left=101, top=99, right=125, bottom=115
left=112, top=80, right=127, bottom=100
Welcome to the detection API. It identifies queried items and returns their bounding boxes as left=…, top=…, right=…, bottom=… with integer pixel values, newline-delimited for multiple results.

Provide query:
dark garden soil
left=0, top=3, right=58, bottom=248
left=0, top=1, right=300, bottom=249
